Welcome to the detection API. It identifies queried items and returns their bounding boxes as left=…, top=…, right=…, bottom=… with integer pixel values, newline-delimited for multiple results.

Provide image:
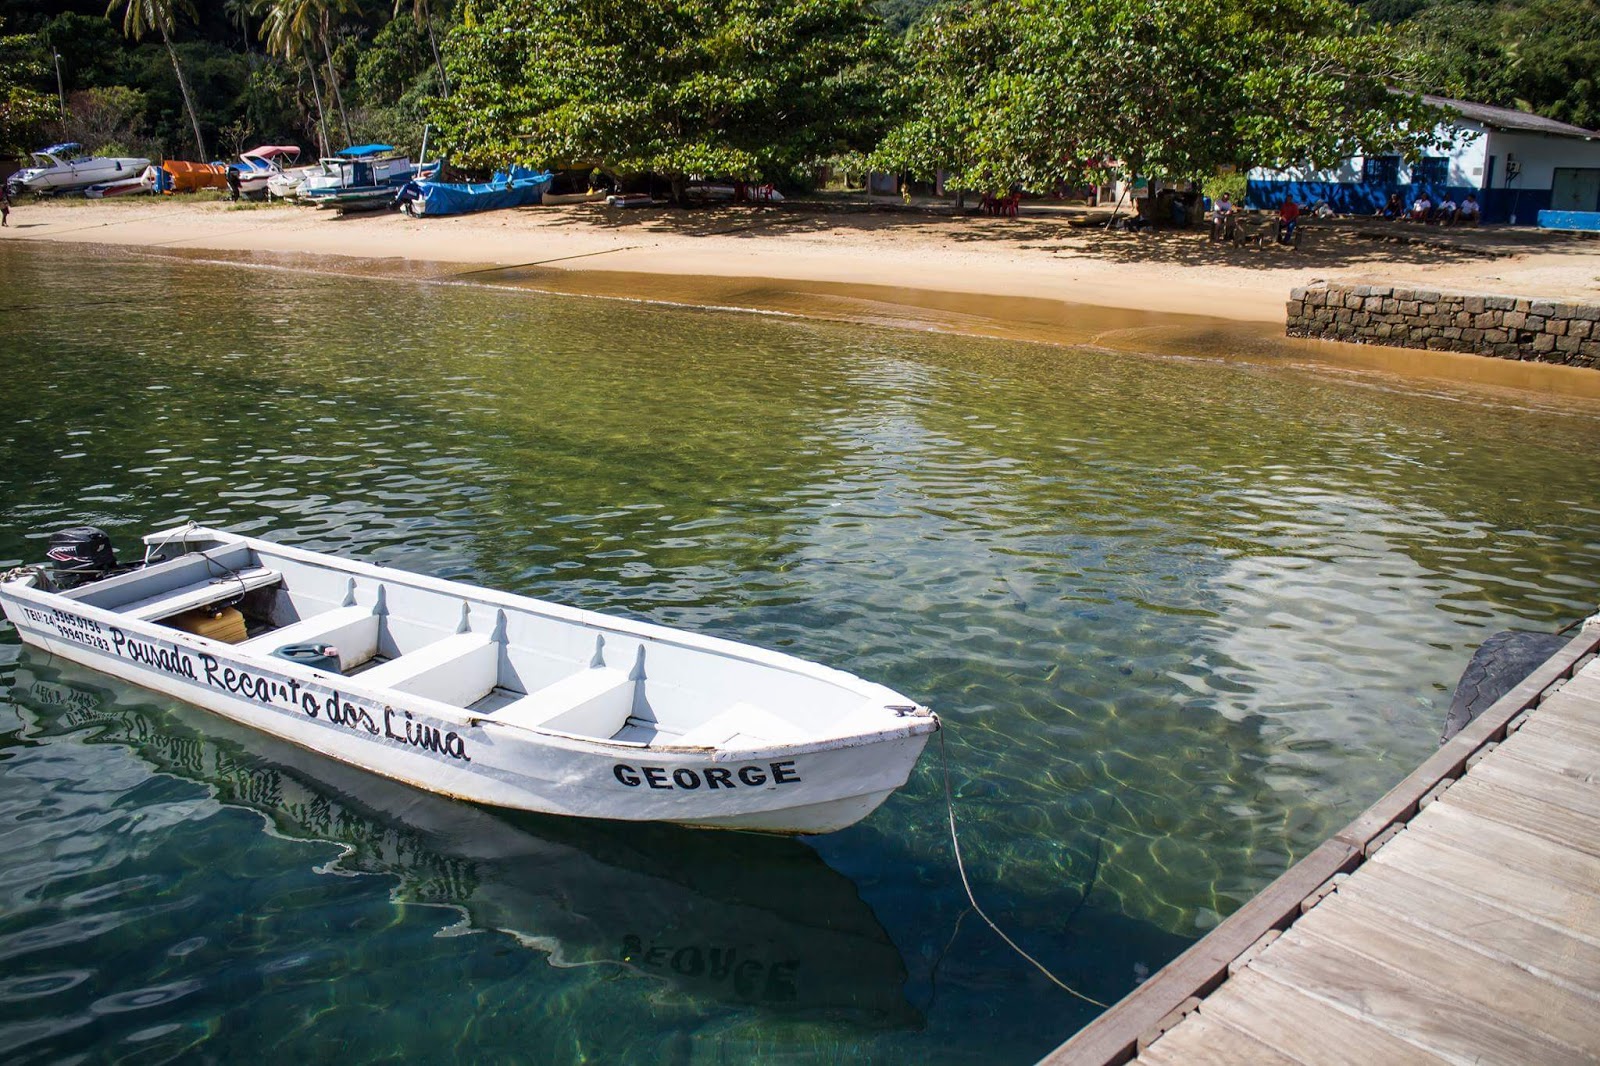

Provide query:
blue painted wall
left=1246, top=179, right=1551, bottom=225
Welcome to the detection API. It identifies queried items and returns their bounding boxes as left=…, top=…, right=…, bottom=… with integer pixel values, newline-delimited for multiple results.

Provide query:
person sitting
left=1383, top=192, right=1403, bottom=219
left=1210, top=193, right=1238, bottom=242
left=1410, top=194, right=1432, bottom=223
left=1437, top=196, right=1458, bottom=225
left=1457, top=194, right=1481, bottom=226
left=1277, top=197, right=1301, bottom=244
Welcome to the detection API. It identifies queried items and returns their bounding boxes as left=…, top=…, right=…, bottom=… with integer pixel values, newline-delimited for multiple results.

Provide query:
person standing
left=1, top=184, right=10, bottom=227
left=226, top=166, right=242, bottom=202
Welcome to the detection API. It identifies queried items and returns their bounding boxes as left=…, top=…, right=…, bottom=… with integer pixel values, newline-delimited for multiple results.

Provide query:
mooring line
left=939, top=727, right=1110, bottom=1008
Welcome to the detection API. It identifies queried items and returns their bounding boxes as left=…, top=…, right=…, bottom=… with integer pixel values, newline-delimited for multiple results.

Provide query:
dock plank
left=1198, top=967, right=1450, bottom=1064
left=1247, top=925, right=1588, bottom=1064
left=1438, top=773, right=1600, bottom=859
left=1367, top=830, right=1600, bottom=942
left=1405, top=803, right=1600, bottom=896
left=1506, top=718, right=1600, bottom=776
left=1470, top=756, right=1600, bottom=822
left=1337, top=860, right=1600, bottom=996
left=1136, top=1013, right=1298, bottom=1066
left=1293, top=890, right=1600, bottom=1051
left=1504, top=701, right=1600, bottom=742
left=1554, top=668, right=1600, bottom=707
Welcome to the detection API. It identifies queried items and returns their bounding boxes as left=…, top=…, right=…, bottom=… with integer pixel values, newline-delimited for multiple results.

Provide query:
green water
left=2, top=241, right=1598, bottom=1063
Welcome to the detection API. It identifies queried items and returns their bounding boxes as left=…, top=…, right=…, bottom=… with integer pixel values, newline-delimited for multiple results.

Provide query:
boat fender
left=1441, top=629, right=1570, bottom=743
left=272, top=642, right=342, bottom=673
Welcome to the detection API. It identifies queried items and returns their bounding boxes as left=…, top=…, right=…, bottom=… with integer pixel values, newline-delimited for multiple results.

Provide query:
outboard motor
left=45, top=526, right=119, bottom=590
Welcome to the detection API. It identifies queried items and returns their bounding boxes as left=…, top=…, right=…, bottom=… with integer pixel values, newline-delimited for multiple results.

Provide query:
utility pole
left=52, top=52, right=66, bottom=121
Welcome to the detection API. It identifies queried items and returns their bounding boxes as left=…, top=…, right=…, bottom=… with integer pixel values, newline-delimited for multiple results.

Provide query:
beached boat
left=0, top=524, right=937, bottom=833
left=265, top=163, right=319, bottom=200
left=300, top=144, right=439, bottom=208
left=231, top=145, right=301, bottom=198
left=84, top=169, right=154, bottom=198
left=397, top=165, right=554, bottom=217
left=8, top=143, right=152, bottom=196
left=161, top=158, right=230, bottom=193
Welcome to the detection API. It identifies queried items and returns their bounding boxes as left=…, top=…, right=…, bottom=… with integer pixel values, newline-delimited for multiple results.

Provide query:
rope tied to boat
left=938, top=727, right=1109, bottom=1008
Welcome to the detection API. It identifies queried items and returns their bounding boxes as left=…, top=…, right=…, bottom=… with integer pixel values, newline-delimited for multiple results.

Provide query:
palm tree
left=258, top=0, right=331, bottom=156
left=395, top=0, right=450, bottom=98
left=224, top=0, right=254, bottom=53
left=314, top=0, right=357, bottom=147
left=262, top=0, right=354, bottom=148
left=105, top=0, right=206, bottom=159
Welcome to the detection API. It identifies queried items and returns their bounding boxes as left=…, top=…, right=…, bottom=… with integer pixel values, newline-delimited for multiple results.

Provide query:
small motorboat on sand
left=230, top=145, right=301, bottom=198
left=1, top=524, right=937, bottom=833
left=300, top=144, right=440, bottom=209
left=160, top=158, right=229, bottom=193
left=8, top=143, right=152, bottom=196
left=397, top=165, right=554, bottom=217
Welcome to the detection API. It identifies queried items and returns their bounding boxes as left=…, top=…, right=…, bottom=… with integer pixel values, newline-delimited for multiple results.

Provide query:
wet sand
left=8, top=196, right=1600, bottom=402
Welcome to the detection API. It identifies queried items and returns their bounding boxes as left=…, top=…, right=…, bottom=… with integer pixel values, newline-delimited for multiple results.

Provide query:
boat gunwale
left=3, top=525, right=936, bottom=760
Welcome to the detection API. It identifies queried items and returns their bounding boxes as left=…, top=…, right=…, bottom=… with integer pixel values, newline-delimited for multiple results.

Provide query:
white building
left=1247, top=95, right=1600, bottom=224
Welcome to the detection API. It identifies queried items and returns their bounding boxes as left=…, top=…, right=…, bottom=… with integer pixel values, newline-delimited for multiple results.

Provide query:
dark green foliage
left=875, top=0, right=1449, bottom=193
left=872, top=0, right=938, bottom=33
left=1401, top=0, right=1600, bottom=128
left=431, top=0, right=892, bottom=188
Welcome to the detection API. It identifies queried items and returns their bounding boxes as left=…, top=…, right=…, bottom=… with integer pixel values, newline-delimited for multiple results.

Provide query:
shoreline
left=8, top=197, right=1600, bottom=403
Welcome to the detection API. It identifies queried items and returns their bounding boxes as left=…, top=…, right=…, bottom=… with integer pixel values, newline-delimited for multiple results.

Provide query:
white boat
left=0, top=524, right=937, bottom=833
left=83, top=172, right=150, bottom=198
left=12, top=654, right=918, bottom=1019
left=8, top=142, right=152, bottom=196
left=230, top=145, right=301, bottom=198
left=266, top=163, right=319, bottom=200
left=299, top=144, right=439, bottom=206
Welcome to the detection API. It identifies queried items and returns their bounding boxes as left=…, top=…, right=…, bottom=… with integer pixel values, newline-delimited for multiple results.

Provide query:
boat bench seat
left=355, top=632, right=499, bottom=709
left=672, top=703, right=809, bottom=750
left=490, top=667, right=635, bottom=739
left=238, top=605, right=381, bottom=672
left=124, top=567, right=284, bottom=622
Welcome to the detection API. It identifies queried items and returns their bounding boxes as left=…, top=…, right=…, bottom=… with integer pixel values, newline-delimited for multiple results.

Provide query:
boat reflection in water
left=10, top=652, right=919, bottom=1024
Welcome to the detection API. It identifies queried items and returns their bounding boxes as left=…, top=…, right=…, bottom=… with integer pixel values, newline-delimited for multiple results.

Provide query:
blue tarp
left=398, top=167, right=554, bottom=217
left=338, top=144, right=396, bottom=158
left=39, top=142, right=82, bottom=156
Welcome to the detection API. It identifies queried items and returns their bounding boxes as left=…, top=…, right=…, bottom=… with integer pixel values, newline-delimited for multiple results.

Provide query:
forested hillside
left=0, top=0, right=1592, bottom=183
left=873, top=0, right=1599, bottom=127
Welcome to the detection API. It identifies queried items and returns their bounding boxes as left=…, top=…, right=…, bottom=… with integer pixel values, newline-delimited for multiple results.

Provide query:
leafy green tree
left=876, top=0, right=1449, bottom=196
left=105, top=0, right=207, bottom=158
left=432, top=0, right=892, bottom=197
left=1404, top=0, right=1600, bottom=128
left=0, top=20, right=52, bottom=153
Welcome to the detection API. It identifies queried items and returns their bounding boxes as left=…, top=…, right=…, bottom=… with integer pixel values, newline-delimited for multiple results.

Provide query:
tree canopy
left=430, top=0, right=891, bottom=190
left=875, top=0, right=1450, bottom=193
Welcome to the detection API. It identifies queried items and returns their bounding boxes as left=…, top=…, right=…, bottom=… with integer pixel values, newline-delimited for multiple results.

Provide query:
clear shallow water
left=3, top=241, right=1600, bottom=1063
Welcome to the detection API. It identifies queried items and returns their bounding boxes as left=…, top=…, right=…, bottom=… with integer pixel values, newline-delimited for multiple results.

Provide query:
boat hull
left=1, top=578, right=934, bottom=834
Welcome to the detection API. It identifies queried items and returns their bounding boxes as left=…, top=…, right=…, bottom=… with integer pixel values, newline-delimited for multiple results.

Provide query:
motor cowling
left=45, top=526, right=118, bottom=589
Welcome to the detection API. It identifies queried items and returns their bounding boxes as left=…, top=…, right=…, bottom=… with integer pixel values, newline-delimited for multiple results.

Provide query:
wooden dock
left=1044, top=624, right=1600, bottom=1066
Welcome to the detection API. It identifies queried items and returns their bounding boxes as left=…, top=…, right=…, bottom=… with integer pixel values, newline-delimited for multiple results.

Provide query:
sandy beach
left=7, top=195, right=1600, bottom=397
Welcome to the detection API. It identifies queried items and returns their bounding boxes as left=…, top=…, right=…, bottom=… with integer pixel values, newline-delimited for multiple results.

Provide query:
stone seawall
left=1286, top=282, right=1600, bottom=368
